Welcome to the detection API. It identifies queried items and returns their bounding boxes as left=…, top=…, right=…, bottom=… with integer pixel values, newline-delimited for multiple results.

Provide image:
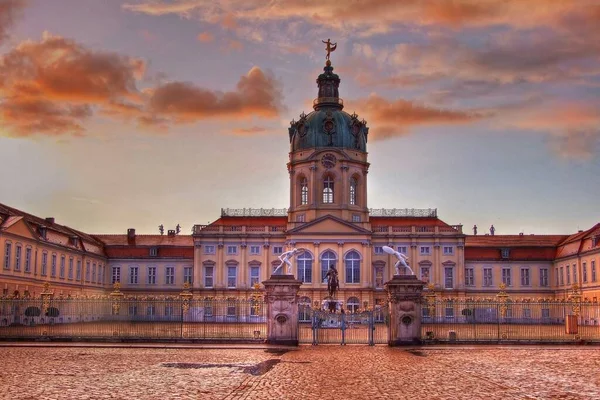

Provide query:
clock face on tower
left=321, top=153, right=337, bottom=169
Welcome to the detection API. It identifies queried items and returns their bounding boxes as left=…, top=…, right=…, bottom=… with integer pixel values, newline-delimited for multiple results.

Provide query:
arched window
left=323, top=175, right=334, bottom=204
left=320, top=250, right=337, bottom=282
left=300, top=177, right=309, bottom=205
left=345, top=250, right=361, bottom=284
left=297, top=251, right=313, bottom=283
left=347, top=297, right=360, bottom=313
left=349, top=177, right=357, bottom=205
left=299, top=296, right=311, bottom=322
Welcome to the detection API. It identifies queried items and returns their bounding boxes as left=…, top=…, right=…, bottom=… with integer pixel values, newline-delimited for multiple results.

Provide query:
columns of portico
left=240, top=244, right=247, bottom=288
left=216, top=244, right=224, bottom=288
left=338, top=241, right=345, bottom=285
left=312, top=241, right=320, bottom=290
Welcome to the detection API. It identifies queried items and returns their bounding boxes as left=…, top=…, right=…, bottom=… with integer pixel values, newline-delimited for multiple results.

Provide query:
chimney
left=45, top=217, right=55, bottom=224
left=167, top=229, right=176, bottom=237
left=578, top=230, right=583, bottom=233
left=127, top=228, right=136, bottom=238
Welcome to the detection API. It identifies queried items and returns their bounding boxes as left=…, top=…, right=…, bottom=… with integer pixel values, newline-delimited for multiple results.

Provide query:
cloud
left=0, top=32, right=146, bottom=136
left=226, top=39, right=243, bottom=51
left=347, top=94, right=484, bottom=140
left=145, top=66, right=283, bottom=123
left=0, top=33, right=284, bottom=137
left=0, top=0, right=26, bottom=44
left=197, top=31, right=214, bottom=42
left=230, top=126, right=269, bottom=135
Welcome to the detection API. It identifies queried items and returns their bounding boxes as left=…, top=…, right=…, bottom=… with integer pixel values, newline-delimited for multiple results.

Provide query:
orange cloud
left=226, top=39, right=243, bottom=51
left=197, top=31, right=214, bottom=42
left=0, top=32, right=146, bottom=136
left=0, top=0, right=26, bottom=44
left=230, top=126, right=269, bottom=135
left=146, top=66, right=283, bottom=123
left=347, top=94, right=484, bottom=140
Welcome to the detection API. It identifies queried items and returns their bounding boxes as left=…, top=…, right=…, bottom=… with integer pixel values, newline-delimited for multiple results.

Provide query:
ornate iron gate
left=299, top=306, right=389, bottom=345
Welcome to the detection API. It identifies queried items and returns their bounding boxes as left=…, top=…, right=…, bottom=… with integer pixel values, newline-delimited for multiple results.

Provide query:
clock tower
left=287, top=57, right=370, bottom=227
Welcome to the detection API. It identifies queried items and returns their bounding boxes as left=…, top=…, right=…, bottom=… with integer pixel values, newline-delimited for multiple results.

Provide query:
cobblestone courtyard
left=1, top=344, right=599, bottom=400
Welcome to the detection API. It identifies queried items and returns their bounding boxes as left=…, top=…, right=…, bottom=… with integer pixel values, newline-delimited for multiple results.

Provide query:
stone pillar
left=385, top=274, right=425, bottom=346
left=263, top=274, right=303, bottom=345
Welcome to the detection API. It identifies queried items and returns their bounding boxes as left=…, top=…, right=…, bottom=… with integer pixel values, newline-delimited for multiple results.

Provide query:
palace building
left=1, top=58, right=599, bottom=306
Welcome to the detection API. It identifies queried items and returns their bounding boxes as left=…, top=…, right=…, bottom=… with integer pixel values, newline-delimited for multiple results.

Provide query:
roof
left=555, top=223, right=600, bottom=259
left=370, top=217, right=453, bottom=227
left=466, top=235, right=568, bottom=247
left=93, top=234, right=193, bottom=247
left=206, top=216, right=287, bottom=226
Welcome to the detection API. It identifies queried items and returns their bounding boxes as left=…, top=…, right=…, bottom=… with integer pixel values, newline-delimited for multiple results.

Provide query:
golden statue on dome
left=322, top=38, right=337, bottom=62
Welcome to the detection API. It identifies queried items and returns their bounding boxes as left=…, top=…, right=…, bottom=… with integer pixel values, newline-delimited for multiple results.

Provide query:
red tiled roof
left=466, top=235, right=568, bottom=247
left=94, top=234, right=193, bottom=247
left=369, top=217, right=452, bottom=227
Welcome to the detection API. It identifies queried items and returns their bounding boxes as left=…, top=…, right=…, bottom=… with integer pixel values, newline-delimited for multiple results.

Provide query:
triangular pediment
left=288, top=215, right=371, bottom=235
left=1, top=217, right=37, bottom=239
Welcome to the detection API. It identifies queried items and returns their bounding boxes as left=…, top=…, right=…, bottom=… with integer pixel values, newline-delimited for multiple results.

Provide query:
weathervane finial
left=322, top=38, right=337, bottom=64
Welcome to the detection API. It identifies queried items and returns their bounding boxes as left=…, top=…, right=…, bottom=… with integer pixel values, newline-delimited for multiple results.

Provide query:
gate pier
left=385, top=275, right=425, bottom=346
left=263, top=275, right=303, bottom=345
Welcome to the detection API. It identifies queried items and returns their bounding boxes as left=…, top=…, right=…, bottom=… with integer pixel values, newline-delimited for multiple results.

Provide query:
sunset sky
left=0, top=0, right=598, bottom=235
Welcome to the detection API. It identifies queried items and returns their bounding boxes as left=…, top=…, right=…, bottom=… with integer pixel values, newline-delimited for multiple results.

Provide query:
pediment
left=288, top=215, right=371, bottom=235
left=1, top=217, right=37, bottom=239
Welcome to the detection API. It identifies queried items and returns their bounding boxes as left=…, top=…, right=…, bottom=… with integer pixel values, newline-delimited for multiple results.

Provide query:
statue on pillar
left=158, top=224, right=164, bottom=235
left=272, top=248, right=305, bottom=275
left=473, top=225, right=477, bottom=235
left=383, top=246, right=414, bottom=275
left=490, top=225, right=495, bottom=236
left=325, top=264, right=339, bottom=297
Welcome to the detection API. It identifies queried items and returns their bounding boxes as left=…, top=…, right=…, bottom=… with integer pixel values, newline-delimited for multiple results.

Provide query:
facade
left=1, top=59, right=599, bottom=306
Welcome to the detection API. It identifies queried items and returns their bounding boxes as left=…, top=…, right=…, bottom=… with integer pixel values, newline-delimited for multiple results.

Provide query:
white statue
left=382, top=245, right=414, bottom=275
left=273, top=248, right=305, bottom=275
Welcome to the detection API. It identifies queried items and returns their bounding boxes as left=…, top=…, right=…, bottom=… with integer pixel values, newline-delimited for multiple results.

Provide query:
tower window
left=323, top=175, right=334, bottom=204
left=300, top=177, right=308, bottom=205
left=349, top=177, right=357, bottom=205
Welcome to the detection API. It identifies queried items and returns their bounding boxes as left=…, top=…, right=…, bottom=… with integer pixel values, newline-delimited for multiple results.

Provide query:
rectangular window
left=443, top=246, right=454, bottom=255
left=502, top=268, right=512, bottom=286
left=465, top=268, right=474, bottom=286
left=3, top=242, right=11, bottom=270
left=572, top=264, right=577, bottom=283
left=352, top=214, right=361, bottom=223
left=523, top=308, right=531, bottom=319
left=85, top=261, right=90, bottom=281
left=555, top=268, right=559, bottom=287
left=374, top=246, right=384, bottom=255
left=483, top=268, right=493, bottom=286
left=92, top=263, right=97, bottom=283
left=76, top=260, right=81, bottom=281
left=184, top=266, right=193, bottom=284
left=147, top=305, right=155, bottom=317
left=165, top=266, right=175, bottom=285
left=15, top=245, right=21, bottom=271
left=24, top=248, right=31, bottom=273
left=129, top=266, right=139, bottom=284
left=250, top=266, right=260, bottom=286
left=150, top=247, right=158, bottom=257
left=68, top=258, right=73, bottom=280
left=420, top=266, right=430, bottom=282
left=397, top=246, right=408, bottom=254
left=164, top=306, right=174, bottom=317
left=204, top=245, right=215, bottom=254
left=227, top=266, right=237, bottom=288
left=128, top=305, right=137, bottom=316
left=98, top=265, right=103, bottom=284
left=583, top=262, right=588, bottom=283
left=445, top=307, right=454, bottom=319
left=541, top=308, right=550, bottom=319
left=444, top=267, right=454, bottom=289
left=41, top=252, right=47, bottom=276
left=521, top=268, right=530, bottom=286
left=250, top=245, right=260, bottom=255
left=204, top=266, right=214, bottom=288
left=147, top=267, right=156, bottom=284
left=592, top=261, right=597, bottom=282
left=227, top=245, right=238, bottom=255
left=560, top=267, right=564, bottom=285
left=112, top=266, right=121, bottom=284
left=540, top=268, right=549, bottom=287
left=420, top=246, right=431, bottom=255
left=51, top=254, right=57, bottom=277
left=296, top=214, right=306, bottom=223
left=566, top=265, right=571, bottom=285
left=501, top=249, right=510, bottom=258
left=273, top=246, right=283, bottom=255
left=59, top=255, right=65, bottom=278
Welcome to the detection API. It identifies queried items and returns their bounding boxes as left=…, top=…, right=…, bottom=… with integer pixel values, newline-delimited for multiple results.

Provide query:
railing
left=193, top=225, right=286, bottom=235
left=221, top=208, right=288, bottom=217
left=392, top=227, right=412, bottom=233
left=369, top=208, right=437, bottom=217
left=421, top=299, right=600, bottom=343
left=0, top=297, right=267, bottom=342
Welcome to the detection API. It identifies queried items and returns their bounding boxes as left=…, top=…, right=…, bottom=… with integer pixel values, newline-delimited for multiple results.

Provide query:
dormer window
left=150, top=247, right=158, bottom=257
left=593, top=236, right=599, bottom=247
left=39, top=226, right=47, bottom=239
left=501, top=248, right=510, bottom=259
left=70, top=236, right=78, bottom=246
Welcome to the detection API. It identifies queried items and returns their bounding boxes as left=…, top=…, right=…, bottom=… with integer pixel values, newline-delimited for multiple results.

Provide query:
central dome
left=288, top=62, right=369, bottom=153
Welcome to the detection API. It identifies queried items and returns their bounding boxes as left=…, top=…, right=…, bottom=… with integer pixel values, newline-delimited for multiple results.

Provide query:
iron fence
left=0, top=297, right=267, bottom=341
left=421, top=300, right=600, bottom=343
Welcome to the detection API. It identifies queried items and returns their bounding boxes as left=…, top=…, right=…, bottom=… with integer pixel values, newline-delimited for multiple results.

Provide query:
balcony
left=369, top=208, right=437, bottom=217
left=371, top=225, right=463, bottom=235
left=192, top=225, right=286, bottom=235
left=221, top=208, right=288, bottom=217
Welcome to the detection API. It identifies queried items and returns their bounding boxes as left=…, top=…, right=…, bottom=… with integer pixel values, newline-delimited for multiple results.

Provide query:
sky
left=0, top=0, right=599, bottom=235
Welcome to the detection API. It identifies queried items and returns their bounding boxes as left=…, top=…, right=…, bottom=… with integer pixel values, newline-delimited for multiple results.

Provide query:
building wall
left=107, top=258, right=194, bottom=294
